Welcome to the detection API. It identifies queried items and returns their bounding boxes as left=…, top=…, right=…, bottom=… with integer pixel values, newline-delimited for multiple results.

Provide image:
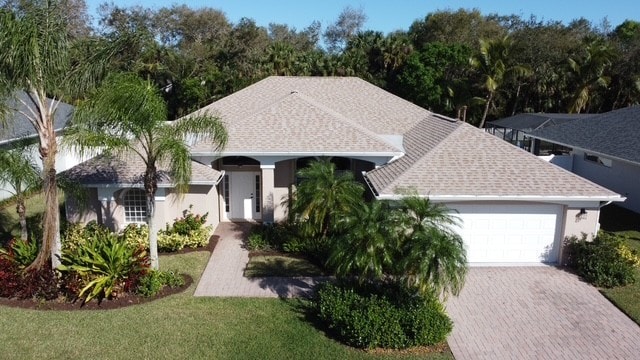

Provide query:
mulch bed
left=0, top=234, right=221, bottom=311
left=0, top=274, right=193, bottom=311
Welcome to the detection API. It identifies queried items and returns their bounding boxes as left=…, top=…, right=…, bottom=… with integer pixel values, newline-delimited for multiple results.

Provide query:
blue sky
left=86, top=0, right=638, bottom=33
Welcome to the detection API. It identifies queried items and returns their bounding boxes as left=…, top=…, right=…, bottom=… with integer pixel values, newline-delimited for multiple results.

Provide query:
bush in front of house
left=158, top=206, right=212, bottom=252
left=566, top=232, right=637, bottom=288
left=314, top=280, right=452, bottom=350
left=136, top=269, right=185, bottom=297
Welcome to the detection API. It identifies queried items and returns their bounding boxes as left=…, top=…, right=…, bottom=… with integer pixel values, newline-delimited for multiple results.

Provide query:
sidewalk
left=194, top=222, right=328, bottom=298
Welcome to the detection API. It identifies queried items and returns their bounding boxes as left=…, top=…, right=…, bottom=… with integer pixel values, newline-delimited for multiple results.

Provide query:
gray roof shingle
left=528, top=106, right=640, bottom=165
left=63, top=151, right=221, bottom=186
left=189, top=76, right=430, bottom=154
left=487, top=113, right=595, bottom=132
left=366, top=119, right=621, bottom=200
left=0, top=91, right=73, bottom=144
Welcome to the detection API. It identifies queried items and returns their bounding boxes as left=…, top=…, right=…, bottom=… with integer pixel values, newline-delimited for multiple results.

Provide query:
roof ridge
left=281, top=91, right=403, bottom=153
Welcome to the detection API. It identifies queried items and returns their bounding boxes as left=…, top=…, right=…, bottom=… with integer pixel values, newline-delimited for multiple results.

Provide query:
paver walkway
left=446, top=266, right=640, bottom=359
left=194, top=222, right=327, bottom=298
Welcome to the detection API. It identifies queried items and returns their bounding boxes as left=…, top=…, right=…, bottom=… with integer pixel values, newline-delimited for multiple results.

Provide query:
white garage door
left=448, top=204, right=563, bottom=264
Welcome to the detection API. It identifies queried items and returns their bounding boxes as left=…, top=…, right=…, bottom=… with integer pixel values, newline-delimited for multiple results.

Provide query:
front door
left=226, top=171, right=261, bottom=221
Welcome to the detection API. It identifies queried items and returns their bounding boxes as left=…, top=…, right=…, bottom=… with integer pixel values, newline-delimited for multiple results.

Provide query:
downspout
left=215, top=170, right=226, bottom=185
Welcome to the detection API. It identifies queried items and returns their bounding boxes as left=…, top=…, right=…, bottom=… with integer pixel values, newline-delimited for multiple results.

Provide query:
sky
left=85, top=0, right=639, bottom=33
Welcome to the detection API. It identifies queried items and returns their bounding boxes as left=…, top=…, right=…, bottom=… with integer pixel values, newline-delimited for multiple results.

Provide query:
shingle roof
left=62, top=151, right=221, bottom=186
left=366, top=119, right=621, bottom=200
left=487, top=113, right=595, bottom=132
left=189, top=76, right=430, bottom=154
left=528, top=106, right=640, bottom=165
left=0, top=91, right=73, bottom=144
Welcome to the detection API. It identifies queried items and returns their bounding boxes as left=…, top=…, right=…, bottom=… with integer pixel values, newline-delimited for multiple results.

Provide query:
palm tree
left=64, top=73, right=227, bottom=269
left=328, top=200, right=398, bottom=279
left=291, top=159, right=364, bottom=241
left=0, top=2, right=123, bottom=270
left=0, top=148, right=41, bottom=241
left=396, top=195, right=467, bottom=298
left=470, top=36, right=531, bottom=128
left=567, top=40, right=615, bottom=113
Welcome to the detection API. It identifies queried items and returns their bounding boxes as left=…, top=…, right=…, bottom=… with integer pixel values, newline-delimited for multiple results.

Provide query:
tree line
left=36, top=3, right=638, bottom=125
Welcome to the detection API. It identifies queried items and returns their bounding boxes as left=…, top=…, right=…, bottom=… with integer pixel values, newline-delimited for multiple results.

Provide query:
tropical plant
left=470, top=36, right=531, bottom=127
left=396, top=195, right=467, bottom=298
left=0, top=1, right=124, bottom=270
left=290, top=159, right=364, bottom=241
left=64, top=73, right=227, bottom=269
left=328, top=200, right=398, bottom=279
left=567, top=39, right=615, bottom=113
left=0, top=148, right=41, bottom=241
left=58, top=233, right=150, bottom=302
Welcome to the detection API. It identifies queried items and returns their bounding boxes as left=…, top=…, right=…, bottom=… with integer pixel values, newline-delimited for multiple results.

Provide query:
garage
left=448, top=203, right=563, bottom=264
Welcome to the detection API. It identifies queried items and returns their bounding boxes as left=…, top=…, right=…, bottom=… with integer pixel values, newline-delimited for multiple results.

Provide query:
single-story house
left=485, top=113, right=595, bottom=153
left=528, top=106, right=640, bottom=214
left=0, top=92, right=87, bottom=200
left=65, top=77, right=624, bottom=265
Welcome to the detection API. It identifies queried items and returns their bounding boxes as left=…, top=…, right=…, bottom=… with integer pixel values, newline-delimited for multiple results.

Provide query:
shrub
left=0, top=250, right=58, bottom=300
left=62, top=221, right=113, bottom=253
left=566, top=232, right=636, bottom=288
left=59, top=233, right=150, bottom=303
left=8, top=238, right=39, bottom=268
left=247, top=232, right=270, bottom=251
left=314, top=281, right=452, bottom=349
left=158, top=206, right=212, bottom=252
left=121, top=223, right=149, bottom=250
left=136, top=269, right=185, bottom=297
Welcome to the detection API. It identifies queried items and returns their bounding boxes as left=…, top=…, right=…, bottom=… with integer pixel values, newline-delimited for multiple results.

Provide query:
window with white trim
left=223, top=175, right=230, bottom=212
left=124, top=189, right=147, bottom=224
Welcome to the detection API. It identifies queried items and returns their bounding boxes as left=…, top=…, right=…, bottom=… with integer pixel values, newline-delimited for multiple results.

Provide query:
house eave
left=375, top=193, right=626, bottom=203
left=526, top=135, right=640, bottom=167
left=191, top=150, right=405, bottom=159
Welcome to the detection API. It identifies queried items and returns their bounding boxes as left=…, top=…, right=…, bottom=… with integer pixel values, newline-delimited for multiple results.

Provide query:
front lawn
left=598, top=205, right=640, bottom=324
left=244, top=253, right=325, bottom=277
left=0, top=251, right=452, bottom=359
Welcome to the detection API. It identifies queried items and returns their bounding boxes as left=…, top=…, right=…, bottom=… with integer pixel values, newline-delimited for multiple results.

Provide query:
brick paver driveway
left=446, top=267, right=640, bottom=359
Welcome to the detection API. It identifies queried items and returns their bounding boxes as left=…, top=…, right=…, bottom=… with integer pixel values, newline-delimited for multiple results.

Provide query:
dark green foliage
left=7, top=238, right=39, bottom=268
left=136, top=269, right=185, bottom=297
left=58, top=232, right=150, bottom=302
left=566, top=232, right=636, bottom=288
left=315, top=281, right=452, bottom=349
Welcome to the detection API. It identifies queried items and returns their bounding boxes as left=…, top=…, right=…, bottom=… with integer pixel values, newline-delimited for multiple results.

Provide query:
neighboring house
left=528, top=106, right=640, bottom=214
left=64, top=77, right=624, bottom=265
left=0, top=92, right=87, bottom=200
left=485, top=113, right=595, bottom=153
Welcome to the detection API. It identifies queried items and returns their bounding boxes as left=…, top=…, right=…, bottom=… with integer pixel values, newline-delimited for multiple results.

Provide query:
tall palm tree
left=470, top=36, right=531, bottom=128
left=397, top=195, right=467, bottom=298
left=64, top=73, right=227, bottom=269
left=0, top=2, right=123, bottom=270
left=567, top=40, right=615, bottom=113
left=0, top=148, right=41, bottom=241
left=291, top=159, right=364, bottom=241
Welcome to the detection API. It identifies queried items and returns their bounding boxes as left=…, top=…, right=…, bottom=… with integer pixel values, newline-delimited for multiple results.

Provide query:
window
left=584, top=153, right=612, bottom=167
left=223, top=175, right=230, bottom=212
left=255, top=175, right=261, bottom=213
left=123, top=189, right=147, bottom=224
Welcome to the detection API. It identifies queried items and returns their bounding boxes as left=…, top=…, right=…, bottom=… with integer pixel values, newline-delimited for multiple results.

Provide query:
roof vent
left=290, top=90, right=298, bottom=94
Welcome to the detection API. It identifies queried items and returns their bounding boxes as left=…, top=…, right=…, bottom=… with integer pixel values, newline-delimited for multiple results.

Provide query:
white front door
left=226, top=171, right=261, bottom=221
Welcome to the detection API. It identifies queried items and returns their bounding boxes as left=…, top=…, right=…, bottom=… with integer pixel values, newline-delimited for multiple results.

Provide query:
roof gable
left=528, top=106, right=640, bottom=165
left=189, top=76, right=432, bottom=154
left=367, top=120, right=620, bottom=200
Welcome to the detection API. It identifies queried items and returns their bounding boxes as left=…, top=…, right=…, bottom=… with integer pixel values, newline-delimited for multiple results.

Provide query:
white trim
left=192, top=151, right=404, bottom=158
left=82, top=181, right=218, bottom=188
left=375, top=193, right=626, bottom=203
left=260, top=164, right=276, bottom=169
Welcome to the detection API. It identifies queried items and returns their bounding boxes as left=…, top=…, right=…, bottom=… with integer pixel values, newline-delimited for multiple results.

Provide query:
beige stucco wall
left=65, top=188, right=101, bottom=224
left=273, top=160, right=294, bottom=222
left=164, top=185, right=220, bottom=229
left=562, top=207, right=600, bottom=241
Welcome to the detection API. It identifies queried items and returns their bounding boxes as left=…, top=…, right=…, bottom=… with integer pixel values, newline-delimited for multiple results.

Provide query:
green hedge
left=566, top=232, right=637, bottom=288
left=314, top=281, right=452, bottom=349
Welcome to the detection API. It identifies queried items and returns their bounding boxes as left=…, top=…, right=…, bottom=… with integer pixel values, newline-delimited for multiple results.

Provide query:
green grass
left=598, top=205, right=640, bottom=325
left=244, top=254, right=326, bottom=277
left=0, top=251, right=452, bottom=360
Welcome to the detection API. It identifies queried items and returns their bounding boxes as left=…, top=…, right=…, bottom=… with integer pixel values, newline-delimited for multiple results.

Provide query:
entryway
left=222, top=171, right=261, bottom=221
